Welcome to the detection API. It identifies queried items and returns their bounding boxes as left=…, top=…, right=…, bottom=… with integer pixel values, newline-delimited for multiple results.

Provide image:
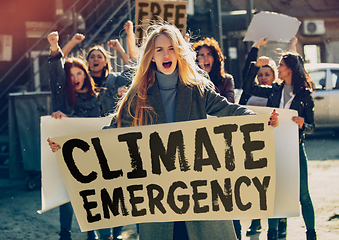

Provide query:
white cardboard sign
left=38, top=117, right=111, bottom=213
left=243, top=11, right=301, bottom=42
left=245, top=106, right=300, bottom=218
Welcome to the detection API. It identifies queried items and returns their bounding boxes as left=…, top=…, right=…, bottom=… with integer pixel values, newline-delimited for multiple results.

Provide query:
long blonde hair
left=115, top=24, right=211, bottom=127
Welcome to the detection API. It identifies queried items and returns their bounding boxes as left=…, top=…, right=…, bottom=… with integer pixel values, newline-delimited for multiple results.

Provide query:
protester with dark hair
left=48, top=31, right=128, bottom=240
left=235, top=37, right=288, bottom=240
left=242, top=50, right=316, bottom=240
left=47, top=31, right=101, bottom=240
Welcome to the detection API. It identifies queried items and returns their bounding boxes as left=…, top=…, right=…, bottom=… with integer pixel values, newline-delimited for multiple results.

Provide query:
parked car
left=305, top=63, right=339, bottom=131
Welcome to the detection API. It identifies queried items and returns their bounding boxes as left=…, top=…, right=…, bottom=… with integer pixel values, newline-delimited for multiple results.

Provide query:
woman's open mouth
left=163, top=61, right=172, bottom=68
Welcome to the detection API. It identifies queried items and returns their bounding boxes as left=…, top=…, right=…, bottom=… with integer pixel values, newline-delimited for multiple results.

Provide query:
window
left=331, top=70, right=339, bottom=89
left=304, top=45, right=321, bottom=64
left=308, top=70, right=326, bottom=90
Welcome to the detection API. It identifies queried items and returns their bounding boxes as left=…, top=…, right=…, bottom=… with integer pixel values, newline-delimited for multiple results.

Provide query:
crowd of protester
left=47, top=19, right=316, bottom=240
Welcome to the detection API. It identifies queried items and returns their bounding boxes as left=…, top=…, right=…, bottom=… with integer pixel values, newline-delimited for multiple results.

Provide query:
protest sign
left=243, top=11, right=301, bottom=42
left=135, top=0, right=187, bottom=45
left=51, top=114, right=276, bottom=231
left=38, top=117, right=111, bottom=213
left=245, top=106, right=300, bottom=218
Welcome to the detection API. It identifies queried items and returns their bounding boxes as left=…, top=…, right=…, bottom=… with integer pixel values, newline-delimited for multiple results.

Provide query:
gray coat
left=105, top=79, right=254, bottom=240
left=105, top=79, right=253, bottom=128
left=98, top=72, right=130, bottom=116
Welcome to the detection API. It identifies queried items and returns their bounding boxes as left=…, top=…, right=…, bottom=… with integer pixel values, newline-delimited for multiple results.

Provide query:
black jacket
left=239, top=47, right=259, bottom=105
left=243, top=63, right=315, bottom=142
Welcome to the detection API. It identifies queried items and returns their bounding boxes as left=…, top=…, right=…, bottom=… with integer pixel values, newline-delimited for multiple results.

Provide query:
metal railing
left=84, top=0, right=132, bottom=47
left=0, top=0, right=134, bottom=134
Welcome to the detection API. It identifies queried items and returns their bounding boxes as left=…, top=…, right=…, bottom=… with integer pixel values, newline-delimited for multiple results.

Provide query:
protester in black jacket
left=238, top=38, right=267, bottom=105
left=242, top=52, right=317, bottom=240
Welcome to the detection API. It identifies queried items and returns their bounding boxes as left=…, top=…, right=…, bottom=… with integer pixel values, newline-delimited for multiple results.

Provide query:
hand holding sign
left=268, top=109, right=279, bottom=127
left=47, top=137, right=61, bottom=153
left=51, top=110, right=67, bottom=119
left=253, top=37, right=268, bottom=49
left=48, top=111, right=67, bottom=152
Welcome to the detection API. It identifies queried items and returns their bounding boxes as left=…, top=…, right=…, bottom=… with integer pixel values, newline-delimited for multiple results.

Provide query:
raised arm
left=61, top=33, right=85, bottom=58
left=47, top=32, right=69, bottom=113
left=124, top=20, right=139, bottom=61
left=289, top=37, right=298, bottom=53
left=242, top=37, right=268, bottom=80
left=47, top=31, right=61, bottom=57
left=253, top=37, right=268, bottom=49
left=108, top=39, right=130, bottom=65
left=242, top=57, right=272, bottom=98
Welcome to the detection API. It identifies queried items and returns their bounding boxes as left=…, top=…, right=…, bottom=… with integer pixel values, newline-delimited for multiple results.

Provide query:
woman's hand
left=290, top=37, right=298, bottom=46
left=124, top=20, right=134, bottom=36
left=292, top=116, right=304, bottom=129
left=184, top=33, right=190, bottom=43
left=47, top=31, right=60, bottom=51
left=108, top=39, right=122, bottom=51
left=289, top=37, right=298, bottom=53
left=117, top=85, right=128, bottom=98
left=253, top=37, right=268, bottom=49
left=256, top=56, right=270, bottom=67
left=71, top=33, right=85, bottom=45
left=47, top=137, right=60, bottom=153
left=51, top=111, right=67, bottom=119
left=124, top=20, right=139, bottom=61
left=268, top=109, right=279, bottom=127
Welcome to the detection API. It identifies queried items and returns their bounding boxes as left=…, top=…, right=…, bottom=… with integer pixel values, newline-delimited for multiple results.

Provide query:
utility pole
left=217, top=0, right=223, bottom=52
left=245, top=0, right=254, bottom=51
left=211, top=0, right=224, bottom=52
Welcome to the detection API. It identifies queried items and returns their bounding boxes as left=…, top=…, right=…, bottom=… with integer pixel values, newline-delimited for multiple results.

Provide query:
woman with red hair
left=193, top=37, right=235, bottom=103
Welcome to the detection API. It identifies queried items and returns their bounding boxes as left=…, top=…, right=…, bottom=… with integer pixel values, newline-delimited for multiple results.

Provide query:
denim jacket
left=239, top=47, right=259, bottom=105
left=97, top=70, right=131, bottom=116
left=48, top=51, right=100, bottom=117
left=48, top=51, right=133, bottom=117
